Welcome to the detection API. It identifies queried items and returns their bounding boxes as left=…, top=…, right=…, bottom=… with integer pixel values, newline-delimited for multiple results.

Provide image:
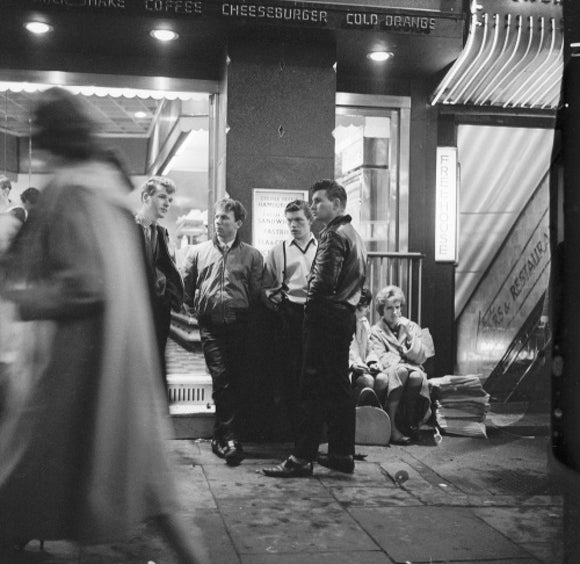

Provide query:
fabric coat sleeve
left=369, top=326, right=402, bottom=371
left=13, top=188, right=105, bottom=320
left=400, top=321, right=431, bottom=365
left=349, top=334, right=362, bottom=368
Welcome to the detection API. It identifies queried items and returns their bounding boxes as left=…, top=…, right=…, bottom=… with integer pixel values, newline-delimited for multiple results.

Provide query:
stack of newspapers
left=429, top=375, right=490, bottom=438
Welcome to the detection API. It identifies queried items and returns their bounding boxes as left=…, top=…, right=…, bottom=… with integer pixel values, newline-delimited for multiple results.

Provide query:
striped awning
left=431, top=2, right=563, bottom=110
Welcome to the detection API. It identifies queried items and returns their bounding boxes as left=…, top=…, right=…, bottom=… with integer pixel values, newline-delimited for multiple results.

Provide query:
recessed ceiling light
left=150, top=29, right=179, bottom=42
left=134, top=111, right=148, bottom=119
left=24, top=21, right=53, bottom=35
left=367, top=51, right=393, bottom=62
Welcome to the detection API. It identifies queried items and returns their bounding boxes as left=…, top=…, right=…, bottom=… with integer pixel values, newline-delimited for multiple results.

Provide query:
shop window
left=0, top=78, right=214, bottom=267
left=334, top=94, right=410, bottom=253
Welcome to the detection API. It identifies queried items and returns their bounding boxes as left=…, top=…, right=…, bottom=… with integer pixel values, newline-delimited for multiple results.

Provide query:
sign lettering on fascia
left=31, top=0, right=203, bottom=15
left=18, top=1, right=459, bottom=34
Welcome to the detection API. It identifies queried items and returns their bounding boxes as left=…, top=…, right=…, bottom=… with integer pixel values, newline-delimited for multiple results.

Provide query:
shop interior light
left=150, top=29, right=179, bottom=42
left=24, top=21, right=53, bottom=35
left=367, top=51, right=393, bottom=62
left=134, top=111, right=148, bottom=118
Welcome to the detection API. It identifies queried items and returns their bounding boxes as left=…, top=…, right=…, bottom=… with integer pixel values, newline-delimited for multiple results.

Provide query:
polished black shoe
left=211, top=438, right=227, bottom=459
left=224, top=440, right=245, bottom=466
left=262, top=456, right=313, bottom=478
left=317, top=454, right=355, bottom=474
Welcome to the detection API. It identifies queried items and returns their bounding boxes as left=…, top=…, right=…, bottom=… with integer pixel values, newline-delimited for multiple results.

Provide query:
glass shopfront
left=0, top=74, right=214, bottom=266
left=334, top=93, right=410, bottom=254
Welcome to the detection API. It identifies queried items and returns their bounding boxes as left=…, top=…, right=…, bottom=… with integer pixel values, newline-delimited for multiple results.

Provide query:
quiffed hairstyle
left=285, top=199, right=313, bottom=222
left=0, top=176, right=12, bottom=191
left=375, top=285, right=406, bottom=316
left=215, top=197, right=247, bottom=222
left=310, top=179, right=347, bottom=208
left=20, top=187, right=40, bottom=205
left=141, top=176, right=176, bottom=200
left=32, top=87, right=101, bottom=161
left=357, top=287, right=373, bottom=308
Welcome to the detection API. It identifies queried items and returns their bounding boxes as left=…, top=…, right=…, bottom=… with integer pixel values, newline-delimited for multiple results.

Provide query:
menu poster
left=252, top=188, right=309, bottom=257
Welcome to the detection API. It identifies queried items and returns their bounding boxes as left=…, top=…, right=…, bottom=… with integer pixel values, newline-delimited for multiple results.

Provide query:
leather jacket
left=307, top=214, right=366, bottom=308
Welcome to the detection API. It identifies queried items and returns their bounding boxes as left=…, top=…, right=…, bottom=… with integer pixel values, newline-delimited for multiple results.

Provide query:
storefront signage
left=435, top=146, right=458, bottom=263
left=252, top=188, right=308, bottom=257
left=10, top=0, right=462, bottom=35
left=221, top=3, right=328, bottom=23
left=480, top=228, right=550, bottom=331
left=343, top=12, right=436, bottom=32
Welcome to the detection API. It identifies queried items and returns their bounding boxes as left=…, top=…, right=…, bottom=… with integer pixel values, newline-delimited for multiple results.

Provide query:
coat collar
left=322, top=214, right=352, bottom=233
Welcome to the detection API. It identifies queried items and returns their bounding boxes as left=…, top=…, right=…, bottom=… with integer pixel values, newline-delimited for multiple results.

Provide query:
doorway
left=334, top=93, right=411, bottom=253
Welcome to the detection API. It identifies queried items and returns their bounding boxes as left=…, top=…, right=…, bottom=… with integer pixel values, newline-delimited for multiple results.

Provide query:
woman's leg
left=383, top=366, right=410, bottom=442
left=373, top=372, right=390, bottom=404
left=404, top=370, right=427, bottom=432
left=353, top=373, right=374, bottom=404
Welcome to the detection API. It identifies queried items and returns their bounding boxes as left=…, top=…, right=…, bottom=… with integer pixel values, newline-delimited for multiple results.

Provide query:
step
left=167, top=373, right=215, bottom=439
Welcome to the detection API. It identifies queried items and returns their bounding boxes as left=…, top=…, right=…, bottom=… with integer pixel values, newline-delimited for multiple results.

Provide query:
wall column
left=223, top=36, right=336, bottom=242
left=220, top=35, right=336, bottom=439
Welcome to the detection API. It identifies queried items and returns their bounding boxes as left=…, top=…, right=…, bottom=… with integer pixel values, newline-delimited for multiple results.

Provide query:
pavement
left=4, top=406, right=563, bottom=564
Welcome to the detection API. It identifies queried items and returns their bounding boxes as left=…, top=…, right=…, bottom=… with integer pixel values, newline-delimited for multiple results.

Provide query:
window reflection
left=334, top=109, right=400, bottom=253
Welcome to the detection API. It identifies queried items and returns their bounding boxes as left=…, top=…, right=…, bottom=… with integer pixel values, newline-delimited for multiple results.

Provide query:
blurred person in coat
left=0, top=176, right=12, bottom=213
left=8, top=187, right=41, bottom=224
left=0, top=87, right=206, bottom=563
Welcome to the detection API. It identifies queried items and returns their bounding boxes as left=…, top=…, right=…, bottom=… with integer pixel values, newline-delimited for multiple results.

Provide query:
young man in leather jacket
left=263, top=179, right=367, bottom=477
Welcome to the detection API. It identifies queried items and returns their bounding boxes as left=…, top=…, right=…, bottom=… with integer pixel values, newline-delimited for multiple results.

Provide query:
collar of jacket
left=212, top=233, right=241, bottom=250
left=322, top=214, right=352, bottom=233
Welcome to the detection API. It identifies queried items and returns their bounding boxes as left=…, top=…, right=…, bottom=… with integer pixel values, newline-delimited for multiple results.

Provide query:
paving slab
left=16, top=522, right=175, bottom=564
left=217, top=496, right=378, bottom=555
left=464, top=495, right=562, bottom=507
left=379, top=460, right=471, bottom=506
left=520, top=542, right=563, bottom=564
left=239, top=551, right=394, bottom=563
left=206, top=463, right=334, bottom=501
left=172, top=462, right=217, bottom=511
left=349, top=506, right=531, bottom=562
left=473, top=506, right=562, bottom=545
left=402, top=435, right=559, bottom=497
left=188, top=509, right=241, bottom=564
left=328, top=485, right=421, bottom=508
left=446, top=556, right=540, bottom=564
left=316, top=460, right=391, bottom=487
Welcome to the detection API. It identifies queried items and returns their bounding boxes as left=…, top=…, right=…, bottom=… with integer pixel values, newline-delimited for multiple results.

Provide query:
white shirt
left=263, top=235, right=317, bottom=305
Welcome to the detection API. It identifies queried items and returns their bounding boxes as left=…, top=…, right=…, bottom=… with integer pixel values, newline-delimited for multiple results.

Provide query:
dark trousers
left=278, top=301, right=305, bottom=437
left=294, top=303, right=356, bottom=461
left=153, top=300, right=171, bottom=392
left=199, top=321, right=247, bottom=442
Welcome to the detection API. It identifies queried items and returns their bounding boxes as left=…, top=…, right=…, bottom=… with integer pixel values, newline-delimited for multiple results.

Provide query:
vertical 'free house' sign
left=435, top=146, right=459, bottom=263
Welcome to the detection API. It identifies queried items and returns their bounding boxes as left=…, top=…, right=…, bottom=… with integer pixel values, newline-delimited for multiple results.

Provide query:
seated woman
left=349, top=288, right=380, bottom=402
left=368, top=285, right=434, bottom=445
